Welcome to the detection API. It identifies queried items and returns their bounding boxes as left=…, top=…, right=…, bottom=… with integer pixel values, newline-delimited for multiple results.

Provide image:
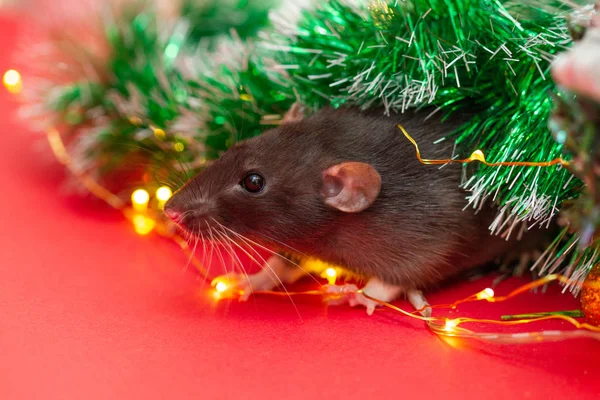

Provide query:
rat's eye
left=241, top=173, right=265, bottom=193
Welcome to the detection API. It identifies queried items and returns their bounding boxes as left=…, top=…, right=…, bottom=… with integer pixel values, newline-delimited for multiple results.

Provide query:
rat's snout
left=163, top=196, right=183, bottom=222
left=164, top=194, right=213, bottom=233
left=164, top=207, right=181, bottom=222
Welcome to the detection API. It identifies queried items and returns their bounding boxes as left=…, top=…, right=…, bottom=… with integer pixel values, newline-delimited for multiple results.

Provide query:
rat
left=164, top=104, right=526, bottom=315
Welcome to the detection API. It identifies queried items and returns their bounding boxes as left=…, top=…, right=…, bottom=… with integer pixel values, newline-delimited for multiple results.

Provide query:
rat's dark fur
left=165, top=107, right=516, bottom=290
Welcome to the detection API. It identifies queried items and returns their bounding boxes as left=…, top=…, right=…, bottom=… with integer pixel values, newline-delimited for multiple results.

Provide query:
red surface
left=1, top=13, right=600, bottom=400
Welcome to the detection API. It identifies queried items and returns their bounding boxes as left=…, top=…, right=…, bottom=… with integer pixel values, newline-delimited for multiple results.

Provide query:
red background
left=1, top=12, right=600, bottom=400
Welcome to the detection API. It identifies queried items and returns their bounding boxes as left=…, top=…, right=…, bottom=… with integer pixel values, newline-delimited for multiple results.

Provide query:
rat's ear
left=282, top=102, right=305, bottom=124
left=321, top=162, right=382, bottom=213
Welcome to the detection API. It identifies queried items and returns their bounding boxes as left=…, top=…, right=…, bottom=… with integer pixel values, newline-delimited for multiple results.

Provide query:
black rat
left=164, top=104, right=525, bottom=315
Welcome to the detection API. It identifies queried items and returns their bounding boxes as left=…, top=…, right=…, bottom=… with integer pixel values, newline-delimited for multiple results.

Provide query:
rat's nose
left=163, top=196, right=184, bottom=222
left=164, top=207, right=181, bottom=222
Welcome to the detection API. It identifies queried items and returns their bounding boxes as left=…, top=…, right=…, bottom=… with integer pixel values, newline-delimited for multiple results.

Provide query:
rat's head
left=163, top=105, right=382, bottom=248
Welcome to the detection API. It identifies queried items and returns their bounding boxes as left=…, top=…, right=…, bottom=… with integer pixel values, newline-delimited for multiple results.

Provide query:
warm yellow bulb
left=3, top=69, right=22, bottom=94
left=156, top=186, right=172, bottom=202
left=215, top=281, right=228, bottom=293
left=152, top=127, right=166, bottom=140
left=173, top=142, right=185, bottom=152
left=444, top=319, right=459, bottom=332
left=132, top=188, right=150, bottom=206
left=129, top=116, right=143, bottom=126
left=132, top=214, right=156, bottom=235
left=469, top=149, right=487, bottom=163
left=323, top=267, right=337, bottom=285
left=476, top=288, right=495, bottom=300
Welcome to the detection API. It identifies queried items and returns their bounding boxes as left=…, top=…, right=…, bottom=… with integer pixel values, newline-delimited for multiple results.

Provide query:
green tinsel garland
left=28, top=0, right=285, bottom=189
left=16, top=0, right=599, bottom=289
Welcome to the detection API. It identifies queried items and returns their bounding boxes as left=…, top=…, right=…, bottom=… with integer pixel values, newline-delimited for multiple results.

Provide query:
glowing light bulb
left=132, top=214, right=156, bottom=235
left=173, top=142, right=185, bottom=152
left=476, top=288, right=495, bottom=301
left=131, top=189, right=150, bottom=212
left=215, top=281, right=228, bottom=293
left=156, top=186, right=172, bottom=210
left=469, top=149, right=487, bottom=163
left=129, top=116, right=143, bottom=126
left=3, top=69, right=22, bottom=94
left=444, top=319, right=459, bottom=332
left=324, top=267, right=337, bottom=285
left=156, top=186, right=172, bottom=202
left=152, top=126, right=166, bottom=140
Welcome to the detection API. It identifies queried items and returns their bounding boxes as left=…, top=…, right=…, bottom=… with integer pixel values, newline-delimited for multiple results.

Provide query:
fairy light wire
left=244, top=277, right=600, bottom=343
left=398, top=124, right=571, bottom=168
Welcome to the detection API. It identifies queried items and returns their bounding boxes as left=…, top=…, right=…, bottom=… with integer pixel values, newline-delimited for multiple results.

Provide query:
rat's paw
left=348, top=291, right=380, bottom=316
left=324, top=283, right=360, bottom=306
left=325, top=281, right=399, bottom=316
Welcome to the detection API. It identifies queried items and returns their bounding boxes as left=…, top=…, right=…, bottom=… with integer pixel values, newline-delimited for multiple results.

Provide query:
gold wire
left=398, top=124, right=570, bottom=167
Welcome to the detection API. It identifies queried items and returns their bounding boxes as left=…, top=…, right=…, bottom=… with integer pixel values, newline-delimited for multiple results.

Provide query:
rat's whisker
left=215, top=226, right=270, bottom=277
left=258, top=233, right=310, bottom=259
left=179, top=210, right=196, bottom=218
left=177, top=210, right=196, bottom=223
left=184, top=232, right=200, bottom=274
left=216, top=222, right=312, bottom=277
left=181, top=226, right=192, bottom=247
left=208, top=226, right=234, bottom=312
left=206, top=226, right=217, bottom=287
left=222, top=230, right=250, bottom=279
left=200, top=231, right=209, bottom=272
left=211, top=226, right=231, bottom=286
left=214, top=228, right=238, bottom=268
left=212, top=221, right=279, bottom=260
left=214, top=229, right=254, bottom=299
left=211, top=221, right=302, bottom=318
left=219, top=224, right=319, bottom=286
left=256, top=234, right=322, bottom=285
left=197, top=231, right=211, bottom=291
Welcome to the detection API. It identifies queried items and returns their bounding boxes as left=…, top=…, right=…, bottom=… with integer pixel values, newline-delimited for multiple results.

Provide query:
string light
left=132, top=214, right=156, bottom=235
left=444, top=319, right=459, bottom=332
left=305, top=258, right=340, bottom=285
left=173, top=142, right=185, bottom=152
left=156, top=186, right=172, bottom=210
left=44, top=127, right=600, bottom=345
left=131, top=189, right=150, bottom=212
left=215, top=281, right=228, bottom=293
left=476, top=288, right=495, bottom=300
left=244, top=274, right=600, bottom=344
left=398, top=124, right=570, bottom=168
left=3, top=69, right=22, bottom=94
left=152, top=126, right=166, bottom=140
left=156, top=186, right=172, bottom=201
left=129, top=116, right=143, bottom=126
left=324, top=268, right=337, bottom=285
